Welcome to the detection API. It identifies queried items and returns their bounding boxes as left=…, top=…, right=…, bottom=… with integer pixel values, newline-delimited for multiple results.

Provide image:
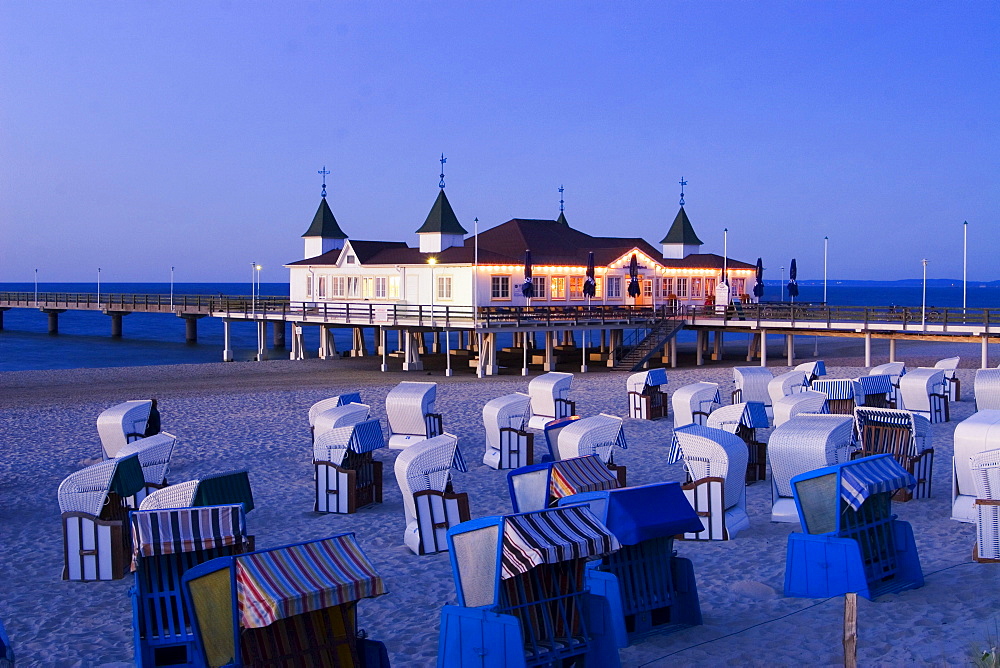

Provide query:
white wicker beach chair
left=974, top=369, right=1000, bottom=411
left=139, top=480, right=199, bottom=510
left=527, top=372, right=576, bottom=429
left=626, top=368, right=669, bottom=420
left=706, top=402, right=770, bottom=482
left=385, top=381, right=442, bottom=449
left=554, top=413, right=627, bottom=474
left=58, top=454, right=145, bottom=580
left=307, top=393, right=363, bottom=429
left=394, top=433, right=470, bottom=555
left=971, top=448, right=1000, bottom=562
left=116, top=432, right=177, bottom=506
left=772, top=390, right=829, bottom=427
left=732, top=367, right=773, bottom=407
left=768, top=414, right=854, bottom=522
left=312, top=402, right=370, bottom=441
left=767, top=370, right=808, bottom=408
left=898, top=368, right=949, bottom=423
left=137, top=470, right=255, bottom=512
left=869, top=362, right=906, bottom=407
left=810, top=378, right=864, bottom=415
left=950, top=409, right=1000, bottom=523
left=314, top=418, right=386, bottom=513
left=671, top=382, right=721, bottom=428
left=482, top=392, right=533, bottom=469
left=854, top=407, right=933, bottom=500
left=794, top=361, right=827, bottom=383
left=97, top=400, right=153, bottom=459
left=673, top=424, right=750, bottom=540
left=934, top=356, right=961, bottom=401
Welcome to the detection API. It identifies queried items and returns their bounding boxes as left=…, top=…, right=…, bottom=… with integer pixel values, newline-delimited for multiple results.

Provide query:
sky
left=1, top=1, right=997, bottom=285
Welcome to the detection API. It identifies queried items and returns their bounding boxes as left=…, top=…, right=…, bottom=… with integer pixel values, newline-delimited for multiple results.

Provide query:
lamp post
left=97, top=267, right=101, bottom=303
left=251, top=262, right=257, bottom=315
left=474, top=217, right=482, bottom=378
left=823, top=236, right=828, bottom=304
left=963, top=221, right=968, bottom=311
left=34, top=268, right=38, bottom=306
left=170, top=266, right=175, bottom=309
left=255, top=264, right=262, bottom=316
left=921, top=258, right=929, bottom=330
left=780, top=266, right=785, bottom=300
left=428, top=256, right=437, bottom=327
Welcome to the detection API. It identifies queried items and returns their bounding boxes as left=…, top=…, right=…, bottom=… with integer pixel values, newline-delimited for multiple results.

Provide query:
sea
left=1, top=281, right=998, bottom=372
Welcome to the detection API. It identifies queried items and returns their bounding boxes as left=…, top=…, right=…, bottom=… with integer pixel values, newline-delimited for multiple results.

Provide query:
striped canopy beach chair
left=508, top=455, right=620, bottom=513
left=934, top=356, right=961, bottom=401
left=386, top=381, right=443, bottom=449
left=313, top=418, right=386, bottom=514
left=854, top=407, right=933, bottom=501
left=182, top=533, right=389, bottom=668
left=898, top=368, right=949, bottom=423
left=311, top=401, right=370, bottom=444
left=732, top=367, right=773, bottom=407
left=130, top=504, right=252, bottom=667
left=437, top=505, right=623, bottom=668
left=308, top=393, right=363, bottom=441
left=869, top=362, right=906, bottom=407
left=784, top=454, right=923, bottom=600
left=672, top=425, right=750, bottom=541
left=974, top=369, right=1000, bottom=411
left=671, top=382, right=721, bottom=428
left=139, top=470, right=255, bottom=513
left=772, top=389, right=829, bottom=427
left=548, top=414, right=627, bottom=479
left=98, top=400, right=153, bottom=459
left=811, top=378, right=864, bottom=415
left=768, top=414, right=855, bottom=523
left=526, top=372, right=576, bottom=430
left=857, top=374, right=895, bottom=409
left=394, top=433, right=470, bottom=555
left=951, top=410, right=1000, bottom=523
left=482, top=392, right=534, bottom=470
left=794, top=360, right=827, bottom=383
left=971, top=448, right=1000, bottom=562
left=767, top=370, right=808, bottom=408
left=626, top=368, right=668, bottom=420
left=706, top=401, right=770, bottom=482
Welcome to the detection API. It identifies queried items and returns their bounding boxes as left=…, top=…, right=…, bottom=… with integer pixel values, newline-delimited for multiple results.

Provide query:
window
left=550, top=276, right=566, bottom=300
left=706, top=277, right=717, bottom=297
left=569, top=276, right=584, bottom=299
left=437, top=275, right=453, bottom=300
left=606, top=276, right=622, bottom=299
left=346, top=254, right=356, bottom=265
left=491, top=276, right=510, bottom=300
left=676, top=277, right=688, bottom=298
left=690, top=277, right=703, bottom=298
left=317, top=276, right=327, bottom=298
left=662, top=277, right=674, bottom=297
left=375, top=276, right=387, bottom=299
left=346, top=276, right=360, bottom=298
left=388, top=276, right=400, bottom=299
left=732, top=278, right=746, bottom=297
left=361, top=277, right=374, bottom=299
left=305, top=275, right=313, bottom=298
left=331, top=276, right=345, bottom=298
left=534, top=276, right=547, bottom=299
left=595, top=277, right=603, bottom=298
left=643, top=280, right=653, bottom=298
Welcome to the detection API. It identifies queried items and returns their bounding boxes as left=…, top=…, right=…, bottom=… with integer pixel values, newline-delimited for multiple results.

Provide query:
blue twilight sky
left=1, top=2, right=997, bottom=285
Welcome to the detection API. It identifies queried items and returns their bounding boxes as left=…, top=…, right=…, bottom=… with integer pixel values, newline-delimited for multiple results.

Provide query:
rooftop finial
left=439, top=153, right=447, bottom=188
left=679, top=176, right=687, bottom=206
left=318, top=165, right=330, bottom=198
left=559, top=184, right=565, bottom=213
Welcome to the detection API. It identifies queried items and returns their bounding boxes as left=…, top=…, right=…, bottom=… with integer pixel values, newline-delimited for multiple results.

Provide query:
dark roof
left=286, top=240, right=408, bottom=266
left=415, top=190, right=467, bottom=235
left=301, top=198, right=347, bottom=239
left=661, top=253, right=755, bottom=270
left=659, top=206, right=703, bottom=245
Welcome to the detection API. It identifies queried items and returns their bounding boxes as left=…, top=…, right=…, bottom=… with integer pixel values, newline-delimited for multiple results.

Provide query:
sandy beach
left=1, top=340, right=998, bottom=666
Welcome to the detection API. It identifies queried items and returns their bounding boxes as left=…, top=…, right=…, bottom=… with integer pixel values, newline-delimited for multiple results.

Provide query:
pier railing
left=687, top=301, right=1000, bottom=330
left=0, top=291, right=289, bottom=313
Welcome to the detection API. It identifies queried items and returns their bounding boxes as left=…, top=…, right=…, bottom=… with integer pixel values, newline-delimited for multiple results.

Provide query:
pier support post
left=319, top=324, right=337, bottom=359
left=983, top=335, right=989, bottom=369
left=223, top=319, right=234, bottom=362
left=290, top=323, right=305, bottom=360
left=670, top=337, right=678, bottom=368
left=581, top=330, right=588, bottom=373
left=107, top=311, right=128, bottom=338
left=864, top=332, right=872, bottom=367
left=760, top=329, right=768, bottom=367
left=889, top=338, right=897, bottom=363
left=180, top=313, right=207, bottom=343
left=522, top=330, right=530, bottom=376
left=44, top=309, right=65, bottom=335
left=748, top=333, right=760, bottom=361
left=712, top=331, right=724, bottom=361
left=272, top=321, right=285, bottom=348
left=607, top=329, right=622, bottom=368
left=696, top=330, right=705, bottom=366
left=445, top=329, right=453, bottom=377
left=256, top=321, right=268, bottom=361
left=403, top=330, right=424, bottom=371
left=480, top=333, right=499, bottom=376
left=381, top=327, right=389, bottom=372
left=0, top=307, right=6, bottom=330
left=544, top=331, right=556, bottom=371
left=351, top=327, right=368, bottom=357
left=786, top=333, right=794, bottom=366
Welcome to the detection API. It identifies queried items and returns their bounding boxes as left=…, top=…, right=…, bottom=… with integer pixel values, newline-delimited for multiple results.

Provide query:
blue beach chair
left=558, top=482, right=705, bottom=642
left=508, top=455, right=620, bottom=513
left=130, top=504, right=252, bottom=667
left=182, top=533, right=389, bottom=667
left=437, top=505, right=623, bottom=667
left=784, top=454, right=923, bottom=600
left=0, top=617, right=13, bottom=668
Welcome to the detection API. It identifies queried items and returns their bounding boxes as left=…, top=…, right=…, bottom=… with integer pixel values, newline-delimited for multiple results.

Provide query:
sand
left=1, top=343, right=998, bottom=666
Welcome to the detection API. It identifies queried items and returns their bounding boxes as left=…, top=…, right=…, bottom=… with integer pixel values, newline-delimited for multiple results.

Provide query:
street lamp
left=97, top=267, right=101, bottom=302
left=255, top=264, right=262, bottom=316
left=34, top=268, right=38, bottom=306
left=963, top=221, right=968, bottom=311
left=921, top=258, right=929, bottom=330
left=474, top=217, right=482, bottom=378
left=170, top=266, right=175, bottom=309
left=823, top=236, right=829, bottom=304
left=780, top=266, right=785, bottom=299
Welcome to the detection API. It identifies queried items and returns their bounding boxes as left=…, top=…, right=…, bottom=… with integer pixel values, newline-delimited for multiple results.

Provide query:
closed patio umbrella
left=753, top=257, right=764, bottom=299
left=788, top=258, right=799, bottom=301
left=583, top=251, right=596, bottom=298
left=522, top=250, right=534, bottom=299
left=627, top=254, right=641, bottom=298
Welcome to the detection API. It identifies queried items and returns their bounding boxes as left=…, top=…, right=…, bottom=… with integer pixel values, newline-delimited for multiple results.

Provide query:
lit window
left=491, top=276, right=510, bottom=300
left=662, top=277, right=673, bottom=296
left=732, top=278, right=746, bottom=297
left=317, top=276, right=327, bottom=298
left=569, top=277, right=584, bottom=299
left=643, top=280, right=652, bottom=297
left=551, top=276, right=566, bottom=300
left=676, top=277, right=688, bottom=298
left=706, top=278, right=717, bottom=297
left=388, top=276, right=400, bottom=299
left=606, top=276, right=622, bottom=299
left=691, top=277, right=703, bottom=298
left=361, top=277, right=374, bottom=298
left=534, top=276, right=547, bottom=299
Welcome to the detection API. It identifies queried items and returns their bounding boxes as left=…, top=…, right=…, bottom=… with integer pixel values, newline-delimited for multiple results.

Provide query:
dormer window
left=346, top=255, right=356, bottom=265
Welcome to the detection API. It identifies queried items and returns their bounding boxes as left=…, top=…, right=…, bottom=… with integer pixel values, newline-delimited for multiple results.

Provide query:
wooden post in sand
left=843, top=592, right=857, bottom=668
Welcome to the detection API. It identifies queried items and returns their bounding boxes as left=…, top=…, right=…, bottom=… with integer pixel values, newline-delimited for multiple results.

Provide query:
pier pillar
left=712, top=331, right=724, bottom=361
left=747, top=333, right=760, bottom=361
left=403, top=330, right=424, bottom=371
left=0, top=307, right=8, bottom=330
left=606, top=329, right=622, bottom=368
left=670, top=337, right=678, bottom=368
left=786, top=333, right=794, bottom=366
left=290, top=323, right=305, bottom=360
left=580, top=330, right=588, bottom=374
left=760, top=329, right=768, bottom=366
left=544, top=331, right=556, bottom=371
left=600, top=329, right=607, bottom=352
left=864, top=332, right=872, bottom=367
left=889, top=338, right=897, bottom=363
left=319, top=324, right=337, bottom=359
left=256, top=321, right=268, bottom=361
left=480, top=333, right=499, bottom=376
left=381, top=327, right=389, bottom=372
left=272, top=321, right=286, bottom=348
left=445, top=329, right=454, bottom=377
left=223, top=319, right=234, bottom=362
left=522, top=330, right=530, bottom=376
left=397, top=330, right=405, bottom=352
left=44, top=309, right=65, bottom=335
left=983, top=335, right=989, bottom=369
left=180, top=314, right=207, bottom=343
left=351, top=327, right=368, bottom=357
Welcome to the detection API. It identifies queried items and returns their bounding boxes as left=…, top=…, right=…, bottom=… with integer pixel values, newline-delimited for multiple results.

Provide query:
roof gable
left=415, top=190, right=467, bottom=235
left=301, top=198, right=347, bottom=239
left=659, top=206, right=703, bottom=245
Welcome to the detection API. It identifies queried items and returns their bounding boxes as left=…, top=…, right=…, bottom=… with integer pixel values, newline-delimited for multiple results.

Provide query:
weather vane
left=318, top=165, right=330, bottom=198
left=439, top=153, right=447, bottom=188
left=559, top=184, right=565, bottom=213
left=679, top=176, right=687, bottom=206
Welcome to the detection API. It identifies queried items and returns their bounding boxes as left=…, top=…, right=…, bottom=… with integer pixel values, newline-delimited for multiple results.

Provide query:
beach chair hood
left=627, top=368, right=667, bottom=394
left=308, top=393, right=363, bottom=427
left=386, top=381, right=437, bottom=436
left=312, top=402, right=370, bottom=437
left=97, top=400, right=153, bottom=459
left=130, top=503, right=247, bottom=571
left=561, top=482, right=703, bottom=545
left=116, top=431, right=177, bottom=486
left=483, top=392, right=531, bottom=447
left=395, top=433, right=466, bottom=523
left=313, top=418, right=385, bottom=466
left=58, top=453, right=145, bottom=516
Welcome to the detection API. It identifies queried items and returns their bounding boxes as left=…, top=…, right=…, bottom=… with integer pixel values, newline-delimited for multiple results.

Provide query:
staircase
left=613, top=312, right=687, bottom=372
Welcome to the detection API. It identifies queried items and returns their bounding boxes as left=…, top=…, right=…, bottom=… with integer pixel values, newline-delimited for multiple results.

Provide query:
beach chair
left=437, top=505, right=623, bottom=668
left=130, top=504, right=252, bottom=667
left=767, top=370, right=808, bottom=408
left=898, top=368, right=949, bottom=423
left=856, top=374, right=895, bottom=409
left=971, top=449, right=1000, bottom=562
left=951, top=410, right=1000, bottom=523
left=547, top=414, right=627, bottom=484
left=626, top=368, right=668, bottom=420
left=308, top=393, right=363, bottom=433
left=732, top=367, right=773, bottom=408
left=508, top=455, right=620, bottom=513
left=116, top=432, right=177, bottom=507
left=0, top=618, right=11, bottom=668
left=526, top=372, right=576, bottom=430
left=811, top=378, right=864, bottom=415
left=394, top=433, right=470, bottom=555
left=139, top=470, right=255, bottom=513
left=314, top=418, right=386, bottom=513
left=974, top=369, right=1000, bottom=411
left=854, top=407, right=933, bottom=501
left=59, top=453, right=145, bottom=580
left=182, top=533, right=389, bottom=667
left=671, top=382, right=721, bottom=428
left=98, top=400, right=153, bottom=459
left=794, top=360, right=827, bottom=383
left=768, top=414, right=855, bottom=523
left=482, top=392, right=534, bottom=470
left=784, top=454, right=923, bottom=600
left=869, top=362, right=906, bottom=407
left=706, top=402, right=770, bottom=482
left=772, top=390, right=829, bottom=427
left=312, top=401, right=370, bottom=443
left=672, top=424, right=750, bottom=541
left=386, top=381, right=442, bottom=449
left=934, top=356, right=961, bottom=401
left=557, top=483, right=704, bottom=641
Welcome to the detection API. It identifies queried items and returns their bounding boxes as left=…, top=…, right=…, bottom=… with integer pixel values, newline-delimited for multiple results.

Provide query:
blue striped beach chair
left=707, top=401, right=770, bottom=482
left=626, top=368, right=668, bottom=420
left=314, top=418, right=386, bottom=514
left=508, top=455, right=620, bottom=513
left=854, top=407, right=933, bottom=501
